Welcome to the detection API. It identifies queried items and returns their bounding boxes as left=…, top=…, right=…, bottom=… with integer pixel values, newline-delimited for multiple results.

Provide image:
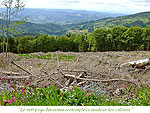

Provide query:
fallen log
left=0, top=71, right=25, bottom=75
left=77, top=81, right=86, bottom=86
left=64, top=74, right=137, bottom=86
left=65, top=72, right=86, bottom=86
left=129, top=58, right=150, bottom=68
left=5, top=76, right=30, bottom=80
left=11, top=61, right=34, bottom=75
left=121, top=58, right=150, bottom=69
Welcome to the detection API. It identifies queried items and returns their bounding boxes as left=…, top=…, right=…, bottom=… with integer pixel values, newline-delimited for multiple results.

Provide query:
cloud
left=59, top=0, right=80, bottom=3
left=23, top=0, right=150, bottom=14
left=133, top=0, right=150, bottom=3
left=48, top=0, right=80, bottom=4
left=132, top=0, right=150, bottom=6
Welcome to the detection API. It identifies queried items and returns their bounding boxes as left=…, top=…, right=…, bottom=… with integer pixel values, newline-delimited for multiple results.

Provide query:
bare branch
left=64, top=74, right=137, bottom=86
left=11, top=61, right=34, bottom=75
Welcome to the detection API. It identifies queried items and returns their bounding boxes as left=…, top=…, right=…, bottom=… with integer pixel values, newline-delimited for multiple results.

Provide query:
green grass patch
left=18, top=54, right=51, bottom=59
left=18, top=54, right=75, bottom=61
left=55, top=54, right=75, bottom=61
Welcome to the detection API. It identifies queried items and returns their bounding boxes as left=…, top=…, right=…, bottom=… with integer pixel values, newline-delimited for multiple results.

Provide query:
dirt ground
left=0, top=51, right=150, bottom=95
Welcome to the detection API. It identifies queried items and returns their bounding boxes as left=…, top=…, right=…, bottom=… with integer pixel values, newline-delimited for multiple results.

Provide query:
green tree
left=34, top=34, right=51, bottom=52
left=78, top=34, right=87, bottom=52
left=57, top=36, right=71, bottom=52
left=110, top=26, right=127, bottom=51
left=17, top=36, right=33, bottom=53
left=105, top=33, right=113, bottom=51
left=122, top=26, right=143, bottom=51
left=93, top=29, right=108, bottom=51
left=142, top=26, right=150, bottom=50
left=2, top=0, right=25, bottom=56
left=87, top=33, right=96, bottom=52
left=8, top=36, right=17, bottom=53
left=48, top=36, right=57, bottom=52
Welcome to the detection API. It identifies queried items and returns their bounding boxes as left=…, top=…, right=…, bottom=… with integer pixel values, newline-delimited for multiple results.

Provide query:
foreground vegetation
left=18, top=54, right=75, bottom=61
left=1, top=26, right=150, bottom=54
left=0, top=77, right=150, bottom=106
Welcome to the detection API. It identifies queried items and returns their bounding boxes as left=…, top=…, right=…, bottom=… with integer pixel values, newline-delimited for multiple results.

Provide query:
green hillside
left=72, top=11, right=150, bottom=32
left=0, top=20, right=67, bottom=36
left=1, top=11, right=150, bottom=36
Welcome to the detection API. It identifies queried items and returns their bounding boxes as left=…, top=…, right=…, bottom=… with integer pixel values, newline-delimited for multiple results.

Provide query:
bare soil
left=0, top=51, right=150, bottom=95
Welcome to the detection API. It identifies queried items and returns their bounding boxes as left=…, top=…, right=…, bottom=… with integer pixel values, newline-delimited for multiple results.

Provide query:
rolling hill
left=71, top=11, right=150, bottom=32
left=1, top=8, right=122, bottom=25
left=0, top=19, right=67, bottom=36
left=1, top=11, right=150, bottom=36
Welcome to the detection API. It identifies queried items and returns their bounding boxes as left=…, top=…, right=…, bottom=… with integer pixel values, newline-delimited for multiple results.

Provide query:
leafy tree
left=57, top=36, right=70, bottom=52
left=122, top=26, right=143, bottom=51
left=8, top=36, right=17, bottom=53
left=106, top=33, right=113, bottom=51
left=93, top=29, right=108, bottom=51
left=110, top=26, right=127, bottom=51
left=78, top=34, right=87, bottom=52
left=142, top=26, right=150, bottom=50
left=48, top=36, right=57, bottom=52
left=34, top=34, right=51, bottom=52
left=87, top=33, right=96, bottom=52
left=2, top=0, right=25, bottom=56
left=17, top=36, right=33, bottom=53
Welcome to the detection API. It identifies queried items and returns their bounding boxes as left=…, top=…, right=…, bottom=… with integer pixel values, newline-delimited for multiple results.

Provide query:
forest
left=1, top=25, right=150, bottom=54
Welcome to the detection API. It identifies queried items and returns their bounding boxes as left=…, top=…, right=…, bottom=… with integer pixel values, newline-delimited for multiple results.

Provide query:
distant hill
left=2, top=11, right=150, bottom=36
left=0, top=8, right=123, bottom=36
left=0, top=19, right=67, bottom=36
left=71, top=11, right=150, bottom=32
left=10, top=8, right=123, bottom=25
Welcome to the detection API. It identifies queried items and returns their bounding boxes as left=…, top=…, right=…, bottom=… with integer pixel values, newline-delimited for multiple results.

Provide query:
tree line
left=0, top=26, right=150, bottom=54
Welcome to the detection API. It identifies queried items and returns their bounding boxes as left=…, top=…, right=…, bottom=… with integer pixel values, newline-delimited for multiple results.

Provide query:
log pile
left=1, top=60, right=137, bottom=90
left=1, top=53, right=150, bottom=96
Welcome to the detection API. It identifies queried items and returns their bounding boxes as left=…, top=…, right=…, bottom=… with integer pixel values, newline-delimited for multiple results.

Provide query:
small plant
left=0, top=77, right=150, bottom=106
left=121, top=84, right=150, bottom=106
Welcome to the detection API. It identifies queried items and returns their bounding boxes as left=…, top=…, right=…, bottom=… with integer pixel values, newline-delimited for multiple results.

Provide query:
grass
left=17, top=54, right=75, bottom=61
left=0, top=77, right=150, bottom=106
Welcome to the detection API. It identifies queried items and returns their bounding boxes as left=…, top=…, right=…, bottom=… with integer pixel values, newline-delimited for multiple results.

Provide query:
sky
left=22, top=0, right=150, bottom=14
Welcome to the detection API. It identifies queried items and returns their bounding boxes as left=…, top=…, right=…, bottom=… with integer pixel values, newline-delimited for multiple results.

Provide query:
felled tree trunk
left=128, top=58, right=150, bottom=69
left=120, top=58, right=150, bottom=69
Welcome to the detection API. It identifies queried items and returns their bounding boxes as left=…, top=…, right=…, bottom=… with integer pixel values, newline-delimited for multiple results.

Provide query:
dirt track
left=0, top=51, right=150, bottom=95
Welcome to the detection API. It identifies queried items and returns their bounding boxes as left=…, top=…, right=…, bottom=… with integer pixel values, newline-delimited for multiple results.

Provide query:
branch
left=32, top=72, right=64, bottom=88
left=62, top=69, right=87, bottom=73
left=11, top=61, right=34, bottom=75
left=5, top=76, right=30, bottom=80
left=64, top=74, right=137, bottom=86
left=56, top=52, right=65, bottom=76
left=0, top=71, right=25, bottom=75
